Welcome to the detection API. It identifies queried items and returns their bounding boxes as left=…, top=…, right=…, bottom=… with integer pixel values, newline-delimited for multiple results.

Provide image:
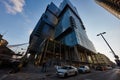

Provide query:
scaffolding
left=34, top=39, right=72, bottom=66
left=25, top=39, right=99, bottom=67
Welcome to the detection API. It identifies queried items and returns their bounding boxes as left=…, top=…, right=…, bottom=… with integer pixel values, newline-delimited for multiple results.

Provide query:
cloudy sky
left=0, top=0, right=119, bottom=62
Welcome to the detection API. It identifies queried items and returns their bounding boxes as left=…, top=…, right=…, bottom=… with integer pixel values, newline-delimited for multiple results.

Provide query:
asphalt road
left=0, top=68, right=120, bottom=80
left=49, top=68, right=120, bottom=80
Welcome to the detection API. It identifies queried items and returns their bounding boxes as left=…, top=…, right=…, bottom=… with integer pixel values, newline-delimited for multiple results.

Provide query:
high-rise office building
left=55, top=0, right=96, bottom=52
left=54, top=0, right=96, bottom=63
left=95, top=0, right=120, bottom=19
left=28, top=0, right=98, bottom=66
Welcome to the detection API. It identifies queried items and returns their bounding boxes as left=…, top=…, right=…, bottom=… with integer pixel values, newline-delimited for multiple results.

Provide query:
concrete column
left=84, top=50, right=89, bottom=63
left=74, top=46, right=80, bottom=61
left=90, top=52, right=95, bottom=64
left=53, top=41, right=55, bottom=60
left=59, top=43, right=61, bottom=65
left=39, top=39, right=49, bottom=65
left=79, top=52, right=82, bottom=62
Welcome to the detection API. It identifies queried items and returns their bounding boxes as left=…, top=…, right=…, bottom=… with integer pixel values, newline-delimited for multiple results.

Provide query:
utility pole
left=97, top=32, right=120, bottom=67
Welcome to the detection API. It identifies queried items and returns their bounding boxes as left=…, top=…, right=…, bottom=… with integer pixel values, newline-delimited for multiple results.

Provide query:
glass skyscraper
left=55, top=0, right=96, bottom=52
left=28, top=0, right=98, bottom=66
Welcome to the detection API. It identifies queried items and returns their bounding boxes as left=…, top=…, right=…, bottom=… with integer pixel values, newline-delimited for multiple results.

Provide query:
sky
left=0, top=0, right=120, bottom=62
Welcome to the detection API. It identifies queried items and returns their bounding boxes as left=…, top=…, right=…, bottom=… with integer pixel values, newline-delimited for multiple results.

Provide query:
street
left=52, top=68, right=120, bottom=80
left=0, top=68, right=120, bottom=80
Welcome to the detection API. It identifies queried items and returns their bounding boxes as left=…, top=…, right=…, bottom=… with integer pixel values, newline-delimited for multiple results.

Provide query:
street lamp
left=97, top=32, right=120, bottom=66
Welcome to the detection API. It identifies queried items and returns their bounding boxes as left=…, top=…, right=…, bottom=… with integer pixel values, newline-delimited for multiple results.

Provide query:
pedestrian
left=41, top=61, right=47, bottom=72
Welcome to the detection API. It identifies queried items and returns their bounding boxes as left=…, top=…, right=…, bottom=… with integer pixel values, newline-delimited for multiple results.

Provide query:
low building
left=0, top=34, right=21, bottom=66
left=96, top=53, right=113, bottom=66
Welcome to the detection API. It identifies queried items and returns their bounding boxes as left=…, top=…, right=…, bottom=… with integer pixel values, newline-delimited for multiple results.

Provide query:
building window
left=44, top=14, right=48, bottom=19
left=69, top=16, right=77, bottom=28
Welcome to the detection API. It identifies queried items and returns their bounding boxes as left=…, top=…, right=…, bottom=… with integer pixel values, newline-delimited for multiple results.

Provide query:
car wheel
left=78, top=70, right=83, bottom=73
left=64, top=73, right=68, bottom=77
left=75, top=71, right=77, bottom=75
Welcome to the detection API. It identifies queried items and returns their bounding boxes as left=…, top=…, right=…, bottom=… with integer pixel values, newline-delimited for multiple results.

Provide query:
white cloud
left=2, top=0, right=25, bottom=14
left=21, top=12, right=31, bottom=23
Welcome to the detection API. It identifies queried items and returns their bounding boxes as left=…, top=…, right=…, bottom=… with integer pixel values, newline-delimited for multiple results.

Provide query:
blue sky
left=0, top=0, right=120, bottom=62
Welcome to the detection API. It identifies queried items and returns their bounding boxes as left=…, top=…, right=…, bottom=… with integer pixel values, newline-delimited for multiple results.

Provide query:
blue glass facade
left=29, top=0, right=96, bottom=54
left=26, top=0, right=100, bottom=66
left=55, top=0, right=96, bottom=52
left=29, top=3, right=60, bottom=53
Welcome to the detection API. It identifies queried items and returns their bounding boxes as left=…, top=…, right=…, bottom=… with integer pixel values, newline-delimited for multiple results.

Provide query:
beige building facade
left=96, top=53, right=113, bottom=66
left=95, top=0, right=120, bottom=19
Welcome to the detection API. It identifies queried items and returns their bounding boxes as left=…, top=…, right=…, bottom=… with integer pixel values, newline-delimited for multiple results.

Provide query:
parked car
left=106, top=66, right=112, bottom=70
left=56, top=65, right=78, bottom=77
left=95, top=66, right=105, bottom=71
left=78, top=65, right=91, bottom=73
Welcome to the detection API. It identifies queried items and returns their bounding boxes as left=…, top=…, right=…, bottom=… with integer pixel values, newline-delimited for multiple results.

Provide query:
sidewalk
left=1, top=65, right=56, bottom=80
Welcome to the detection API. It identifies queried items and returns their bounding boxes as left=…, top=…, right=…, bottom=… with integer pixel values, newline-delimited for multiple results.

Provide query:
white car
left=78, top=65, right=91, bottom=73
left=106, top=66, right=112, bottom=70
left=56, top=65, right=78, bottom=77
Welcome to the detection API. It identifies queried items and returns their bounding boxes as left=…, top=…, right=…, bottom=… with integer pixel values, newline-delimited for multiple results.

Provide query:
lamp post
left=97, top=32, right=120, bottom=66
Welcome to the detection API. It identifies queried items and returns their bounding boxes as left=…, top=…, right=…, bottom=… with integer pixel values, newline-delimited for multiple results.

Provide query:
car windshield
left=61, top=66, right=71, bottom=69
left=80, top=66, right=85, bottom=68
